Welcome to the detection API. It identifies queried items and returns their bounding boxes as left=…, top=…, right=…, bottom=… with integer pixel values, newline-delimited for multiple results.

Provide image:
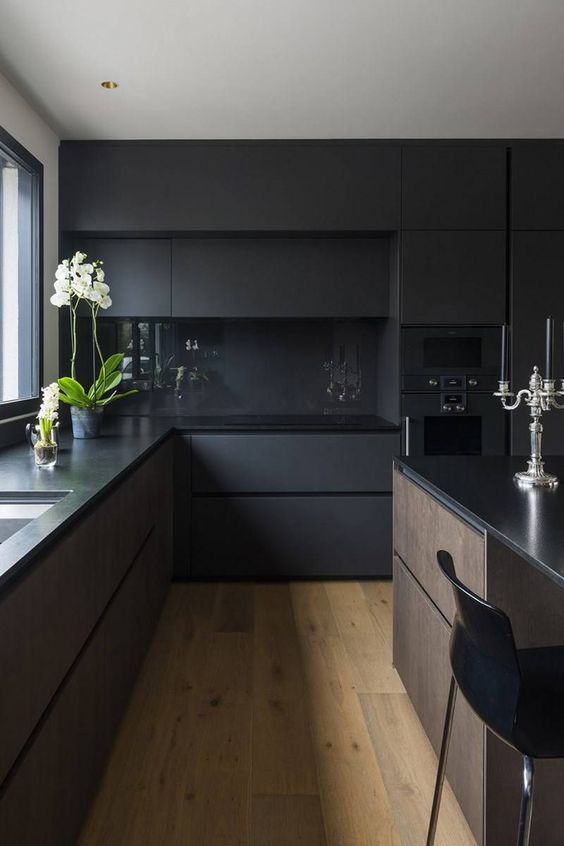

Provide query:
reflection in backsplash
left=75, top=318, right=387, bottom=417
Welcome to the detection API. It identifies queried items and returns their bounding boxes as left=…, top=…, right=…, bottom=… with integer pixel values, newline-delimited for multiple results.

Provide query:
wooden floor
left=79, top=582, right=476, bottom=846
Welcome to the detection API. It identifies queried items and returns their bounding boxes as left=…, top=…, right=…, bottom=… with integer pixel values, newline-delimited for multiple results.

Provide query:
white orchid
left=51, top=251, right=113, bottom=380
left=50, top=290, right=71, bottom=307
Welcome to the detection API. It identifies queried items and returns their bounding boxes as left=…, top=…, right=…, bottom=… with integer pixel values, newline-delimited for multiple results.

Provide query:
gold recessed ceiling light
left=101, top=80, right=119, bottom=90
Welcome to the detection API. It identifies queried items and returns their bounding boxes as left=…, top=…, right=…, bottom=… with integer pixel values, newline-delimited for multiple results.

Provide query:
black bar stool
left=427, top=549, right=564, bottom=846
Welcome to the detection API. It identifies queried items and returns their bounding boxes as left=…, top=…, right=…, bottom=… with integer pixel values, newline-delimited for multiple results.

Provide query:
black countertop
left=0, top=415, right=399, bottom=591
left=396, top=455, right=564, bottom=590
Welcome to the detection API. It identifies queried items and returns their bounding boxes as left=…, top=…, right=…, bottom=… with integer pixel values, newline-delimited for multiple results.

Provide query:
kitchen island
left=394, top=456, right=564, bottom=846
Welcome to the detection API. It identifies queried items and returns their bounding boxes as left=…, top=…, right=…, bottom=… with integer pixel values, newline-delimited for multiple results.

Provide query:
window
left=0, top=127, right=42, bottom=417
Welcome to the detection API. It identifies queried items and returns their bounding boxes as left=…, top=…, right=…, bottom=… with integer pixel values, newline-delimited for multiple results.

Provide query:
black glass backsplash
left=73, top=318, right=386, bottom=417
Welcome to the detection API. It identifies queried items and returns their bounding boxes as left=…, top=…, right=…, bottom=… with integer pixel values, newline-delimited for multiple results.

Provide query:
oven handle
left=403, top=416, right=411, bottom=456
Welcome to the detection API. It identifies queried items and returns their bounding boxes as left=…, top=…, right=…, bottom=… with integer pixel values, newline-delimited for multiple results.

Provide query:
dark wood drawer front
left=393, top=469, right=484, bottom=624
left=191, top=433, right=400, bottom=493
left=191, top=495, right=392, bottom=578
left=393, top=556, right=484, bottom=844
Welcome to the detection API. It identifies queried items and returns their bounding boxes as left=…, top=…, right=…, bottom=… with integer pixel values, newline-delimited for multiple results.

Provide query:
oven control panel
left=440, top=392, right=466, bottom=413
left=402, top=374, right=492, bottom=391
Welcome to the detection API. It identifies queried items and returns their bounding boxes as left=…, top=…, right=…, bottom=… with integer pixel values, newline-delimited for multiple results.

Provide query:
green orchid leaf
left=88, top=353, right=125, bottom=399
left=58, top=377, right=89, bottom=403
left=96, top=388, right=138, bottom=406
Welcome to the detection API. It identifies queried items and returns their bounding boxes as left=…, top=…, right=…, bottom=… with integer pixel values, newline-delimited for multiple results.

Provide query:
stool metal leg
left=426, top=676, right=458, bottom=846
left=517, top=755, right=535, bottom=846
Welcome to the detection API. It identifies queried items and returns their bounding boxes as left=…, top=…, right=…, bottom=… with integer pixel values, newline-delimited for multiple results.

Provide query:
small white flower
left=99, top=294, right=112, bottom=309
left=94, top=280, right=110, bottom=296
left=50, top=291, right=70, bottom=307
left=38, top=382, right=60, bottom=422
left=95, top=268, right=105, bottom=282
left=54, top=278, right=70, bottom=293
left=55, top=265, right=70, bottom=281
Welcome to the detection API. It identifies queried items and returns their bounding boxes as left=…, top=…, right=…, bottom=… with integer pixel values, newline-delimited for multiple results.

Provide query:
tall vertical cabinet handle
left=404, top=416, right=411, bottom=456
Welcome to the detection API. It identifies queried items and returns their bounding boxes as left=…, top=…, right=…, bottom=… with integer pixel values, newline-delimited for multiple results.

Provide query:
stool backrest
left=437, top=550, right=522, bottom=742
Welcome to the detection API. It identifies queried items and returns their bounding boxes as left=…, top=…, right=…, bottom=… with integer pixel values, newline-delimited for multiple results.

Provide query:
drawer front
left=393, top=556, right=483, bottom=844
left=191, top=495, right=392, bottom=578
left=393, top=468, right=484, bottom=623
left=192, top=433, right=400, bottom=493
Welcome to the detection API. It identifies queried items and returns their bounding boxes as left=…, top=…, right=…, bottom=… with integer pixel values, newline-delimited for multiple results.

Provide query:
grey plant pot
left=70, top=406, right=104, bottom=439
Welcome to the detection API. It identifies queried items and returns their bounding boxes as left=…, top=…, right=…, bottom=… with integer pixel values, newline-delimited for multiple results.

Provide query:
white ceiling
left=1, top=0, right=563, bottom=140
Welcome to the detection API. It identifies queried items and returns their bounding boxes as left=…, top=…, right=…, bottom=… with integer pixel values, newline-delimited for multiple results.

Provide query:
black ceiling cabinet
left=75, top=238, right=171, bottom=317
left=60, top=142, right=401, bottom=232
left=401, top=231, right=506, bottom=325
left=512, top=143, right=564, bottom=230
left=171, top=237, right=390, bottom=318
left=401, top=145, right=507, bottom=230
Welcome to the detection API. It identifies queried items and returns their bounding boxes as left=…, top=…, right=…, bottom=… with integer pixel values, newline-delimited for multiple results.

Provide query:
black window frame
left=0, top=125, right=43, bottom=420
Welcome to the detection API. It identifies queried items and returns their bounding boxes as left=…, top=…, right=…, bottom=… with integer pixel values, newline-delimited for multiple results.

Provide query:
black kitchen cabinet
left=61, top=142, right=401, bottom=232
left=172, top=237, right=390, bottom=318
left=401, top=231, right=506, bottom=325
left=191, top=495, right=392, bottom=579
left=512, top=232, right=564, bottom=455
left=191, top=433, right=400, bottom=493
left=512, top=143, right=564, bottom=230
left=74, top=238, right=171, bottom=317
left=402, top=145, right=507, bottom=230
left=0, top=441, right=173, bottom=846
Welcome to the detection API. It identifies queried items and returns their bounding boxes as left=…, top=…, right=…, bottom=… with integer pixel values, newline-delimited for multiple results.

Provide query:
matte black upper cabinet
left=401, top=231, right=506, bottom=324
left=402, top=146, right=507, bottom=230
left=60, top=142, right=401, bottom=232
left=172, top=237, right=390, bottom=318
left=512, top=232, right=564, bottom=454
left=75, top=239, right=171, bottom=317
left=512, top=143, right=564, bottom=229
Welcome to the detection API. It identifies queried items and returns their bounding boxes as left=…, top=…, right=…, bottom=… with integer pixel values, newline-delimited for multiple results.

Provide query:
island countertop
left=395, top=455, right=564, bottom=590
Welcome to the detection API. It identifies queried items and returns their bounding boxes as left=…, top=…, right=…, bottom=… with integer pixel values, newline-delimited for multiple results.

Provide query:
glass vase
left=34, top=440, right=58, bottom=468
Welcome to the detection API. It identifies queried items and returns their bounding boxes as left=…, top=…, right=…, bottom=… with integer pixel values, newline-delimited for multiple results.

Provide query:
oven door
left=402, top=393, right=506, bottom=456
left=402, top=326, right=501, bottom=391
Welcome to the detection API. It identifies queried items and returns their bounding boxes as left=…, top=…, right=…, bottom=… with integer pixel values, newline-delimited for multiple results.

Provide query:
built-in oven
left=402, top=392, right=506, bottom=456
left=402, top=326, right=501, bottom=393
left=401, top=326, right=506, bottom=456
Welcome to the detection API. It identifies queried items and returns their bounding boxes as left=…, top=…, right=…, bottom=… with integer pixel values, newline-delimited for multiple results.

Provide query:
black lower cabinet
left=191, top=495, right=392, bottom=578
left=0, top=441, right=173, bottom=846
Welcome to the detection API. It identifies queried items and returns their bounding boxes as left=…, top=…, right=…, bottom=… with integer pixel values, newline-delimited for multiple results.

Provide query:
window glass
left=0, top=143, right=39, bottom=406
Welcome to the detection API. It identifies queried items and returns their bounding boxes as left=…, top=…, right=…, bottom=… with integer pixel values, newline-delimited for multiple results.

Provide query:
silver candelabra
left=495, top=366, right=564, bottom=487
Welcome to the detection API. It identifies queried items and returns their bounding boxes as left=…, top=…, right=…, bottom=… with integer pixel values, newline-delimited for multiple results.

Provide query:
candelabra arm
left=498, top=389, right=531, bottom=411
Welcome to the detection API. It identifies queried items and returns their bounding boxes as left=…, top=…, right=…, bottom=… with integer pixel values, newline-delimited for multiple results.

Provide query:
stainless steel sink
left=0, top=492, right=69, bottom=543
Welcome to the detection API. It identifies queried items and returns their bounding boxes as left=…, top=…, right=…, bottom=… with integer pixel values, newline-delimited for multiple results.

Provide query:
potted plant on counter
left=51, top=252, right=137, bottom=438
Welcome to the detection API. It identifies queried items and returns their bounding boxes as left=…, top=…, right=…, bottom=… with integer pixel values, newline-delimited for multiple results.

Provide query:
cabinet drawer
left=393, top=469, right=484, bottom=623
left=192, top=433, right=400, bottom=493
left=393, top=556, right=484, bottom=844
left=191, top=495, right=392, bottom=578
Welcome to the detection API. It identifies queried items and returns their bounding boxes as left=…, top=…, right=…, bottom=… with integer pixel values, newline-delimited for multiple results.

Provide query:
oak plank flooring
left=79, top=581, right=475, bottom=846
